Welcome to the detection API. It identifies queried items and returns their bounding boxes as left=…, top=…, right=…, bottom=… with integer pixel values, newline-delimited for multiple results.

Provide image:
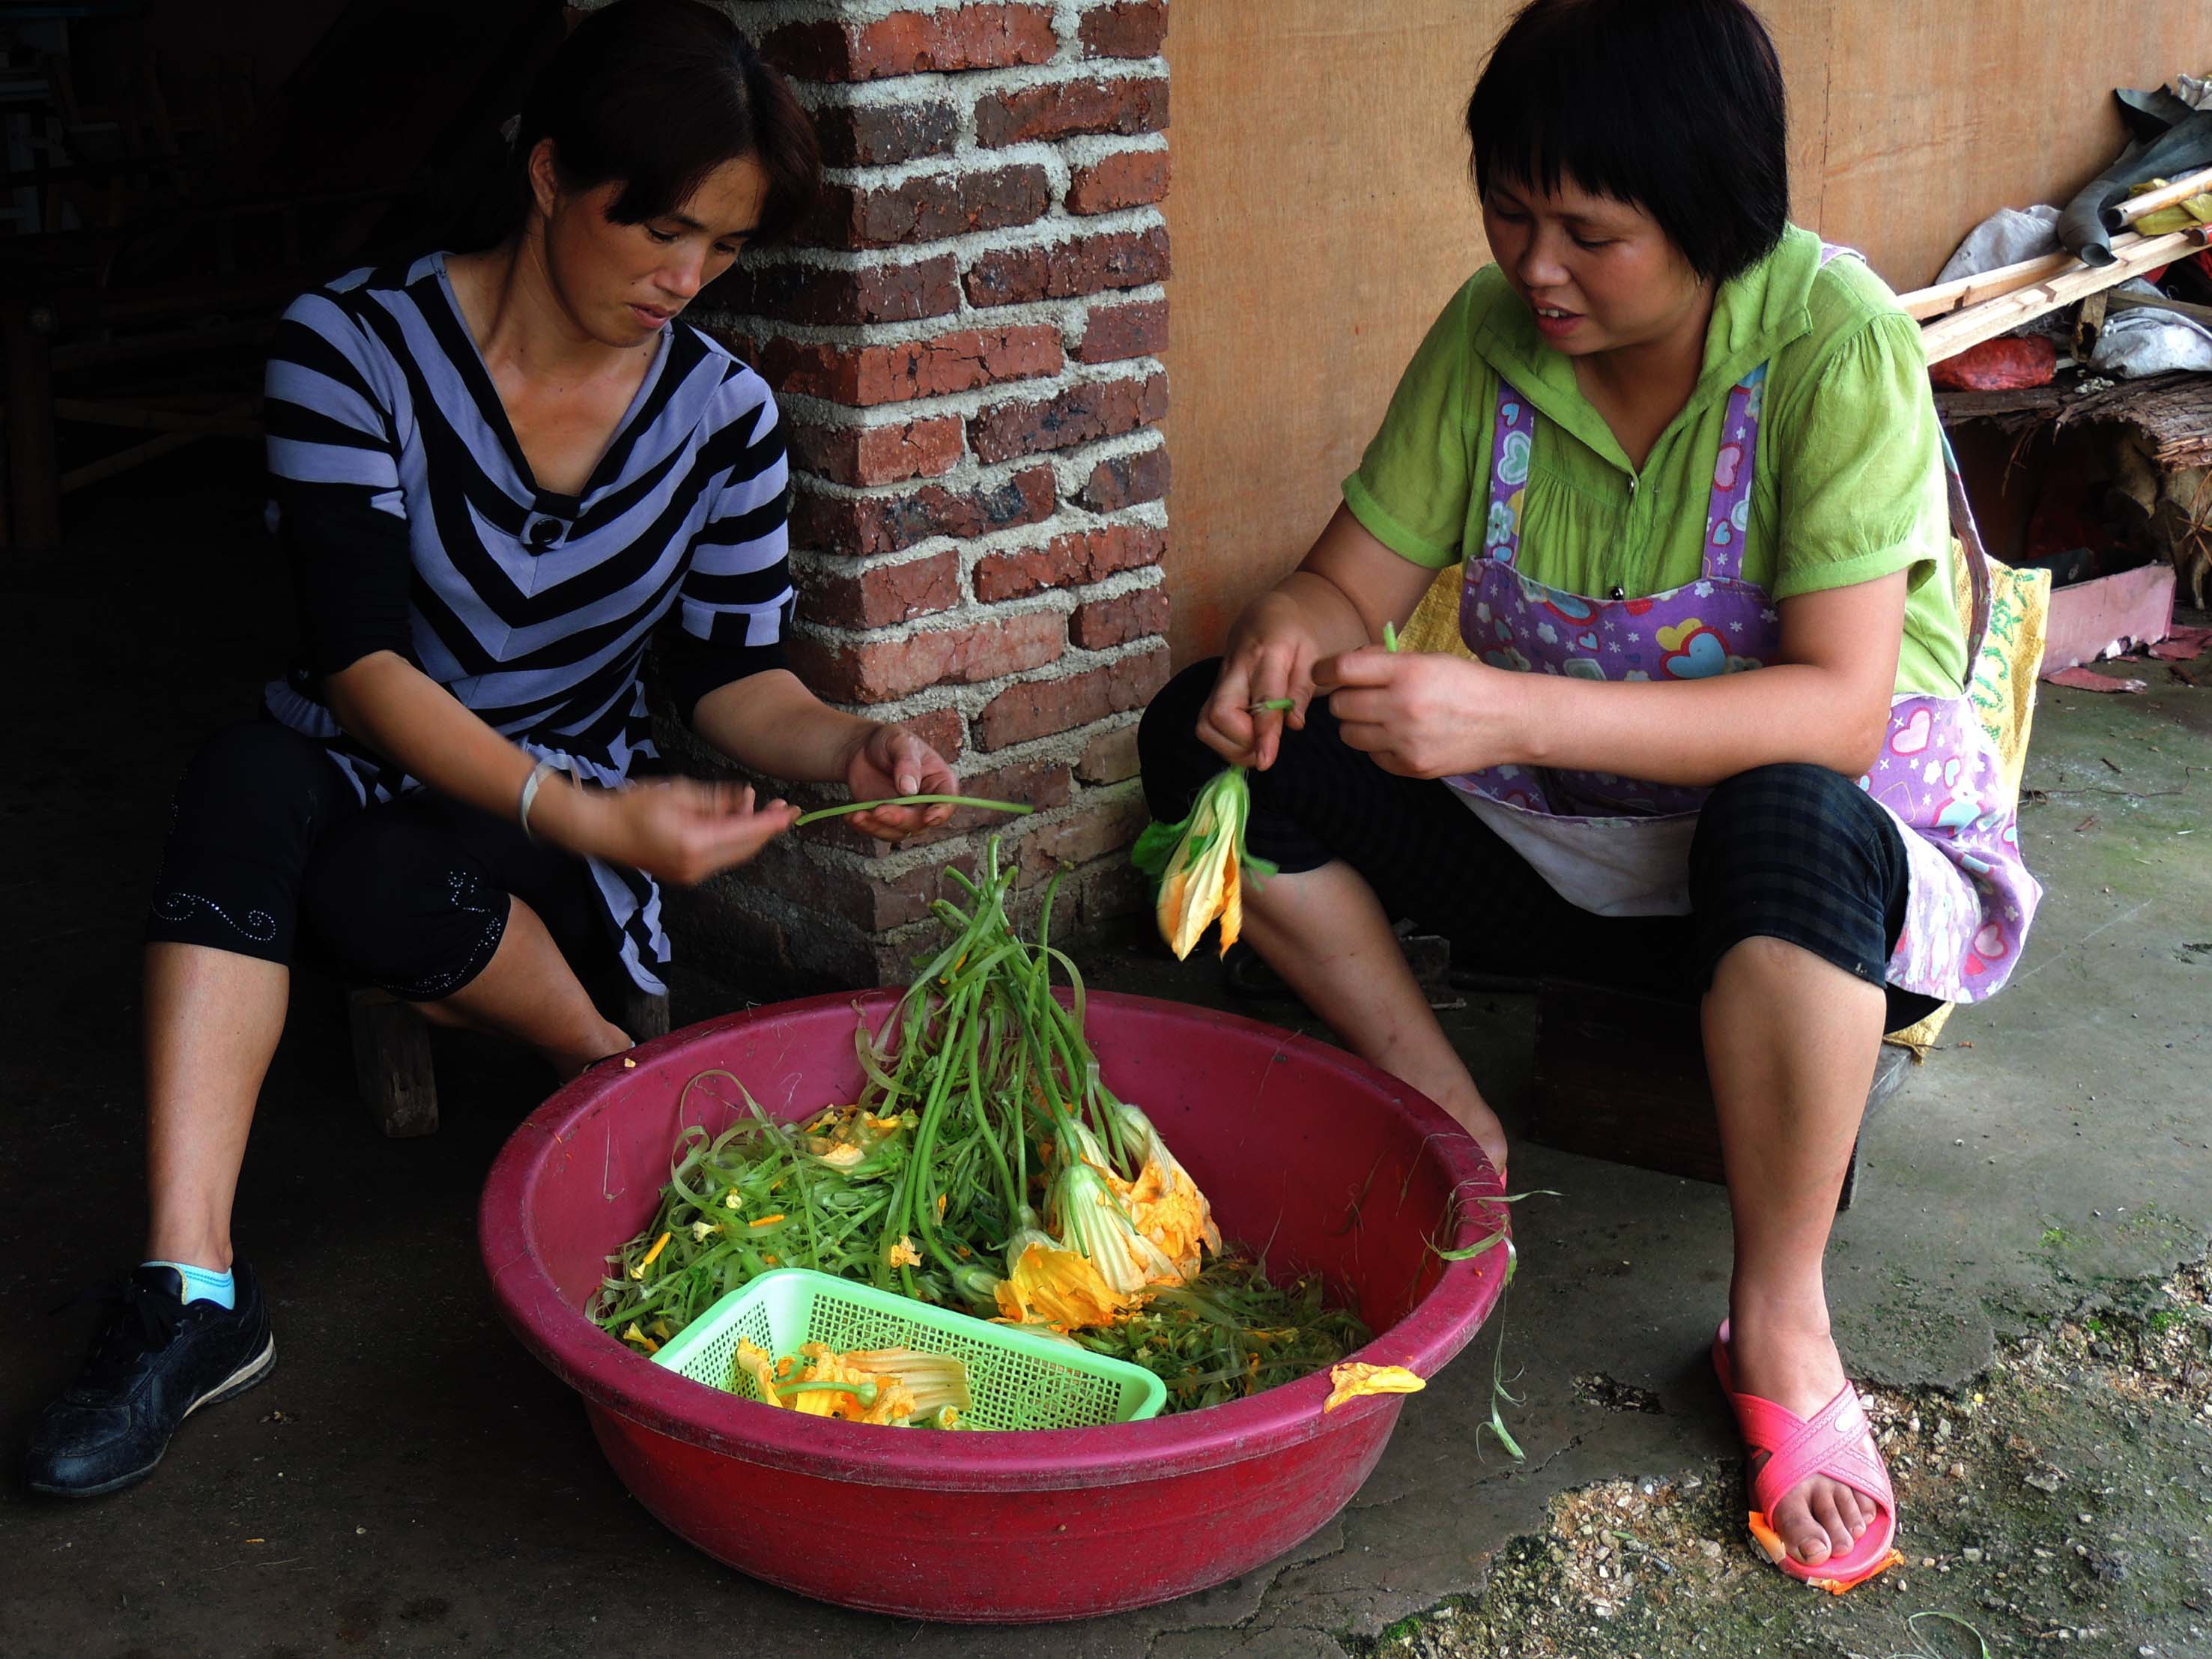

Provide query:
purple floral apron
left=1445, top=313, right=2040, bottom=1002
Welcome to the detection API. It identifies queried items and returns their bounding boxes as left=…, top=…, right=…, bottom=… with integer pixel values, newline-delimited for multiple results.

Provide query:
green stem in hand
left=1383, top=620, right=1400, bottom=653
left=1252, top=697, right=1296, bottom=712
left=794, top=795, right=1033, bottom=827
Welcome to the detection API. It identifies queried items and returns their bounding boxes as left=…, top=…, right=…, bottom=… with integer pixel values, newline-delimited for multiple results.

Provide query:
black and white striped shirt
left=261, top=252, right=793, bottom=993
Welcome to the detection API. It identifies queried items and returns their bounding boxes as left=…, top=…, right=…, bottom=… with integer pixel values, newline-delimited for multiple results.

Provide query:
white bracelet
left=518, top=759, right=560, bottom=844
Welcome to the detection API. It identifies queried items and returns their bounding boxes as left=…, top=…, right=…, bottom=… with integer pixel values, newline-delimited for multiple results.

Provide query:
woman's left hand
left=1314, top=648, right=1531, bottom=778
left=839, top=723, right=960, bottom=839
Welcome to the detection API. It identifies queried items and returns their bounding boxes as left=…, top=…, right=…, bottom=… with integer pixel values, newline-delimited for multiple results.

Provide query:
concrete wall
left=1160, top=0, right=2212, bottom=664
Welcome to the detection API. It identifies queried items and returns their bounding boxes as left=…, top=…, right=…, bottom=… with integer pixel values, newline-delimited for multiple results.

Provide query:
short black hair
left=511, top=0, right=820, bottom=245
left=1465, top=0, right=1788, bottom=284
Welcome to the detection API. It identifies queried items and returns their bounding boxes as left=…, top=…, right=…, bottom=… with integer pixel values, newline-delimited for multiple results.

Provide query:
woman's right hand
left=1196, top=589, right=1325, bottom=771
left=548, top=777, right=799, bottom=885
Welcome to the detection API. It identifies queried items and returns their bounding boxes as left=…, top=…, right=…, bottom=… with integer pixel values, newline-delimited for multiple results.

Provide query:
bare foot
left=1725, top=1312, right=1882, bottom=1567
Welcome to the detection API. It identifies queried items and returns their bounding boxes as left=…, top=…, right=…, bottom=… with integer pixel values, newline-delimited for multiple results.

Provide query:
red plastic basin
left=479, top=990, right=1509, bottom=1622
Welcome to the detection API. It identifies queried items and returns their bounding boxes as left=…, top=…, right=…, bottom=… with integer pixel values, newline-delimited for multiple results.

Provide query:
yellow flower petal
left=888, top=1235, right=923, bottom=1269
left=733, top=1339, right=782, bottom=1405
left=1002, top=1236, right=1129, bottom=1332
left=1323, top=1362, right=1425, bottom=1413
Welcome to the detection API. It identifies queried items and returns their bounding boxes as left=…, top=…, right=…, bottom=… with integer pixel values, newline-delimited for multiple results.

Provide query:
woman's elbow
left=1830, top=697, right=1893, bottom=777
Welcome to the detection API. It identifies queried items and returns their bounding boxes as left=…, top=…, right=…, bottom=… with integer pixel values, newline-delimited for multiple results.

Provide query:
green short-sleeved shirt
left=1342, top=224, right=1966, bottom=699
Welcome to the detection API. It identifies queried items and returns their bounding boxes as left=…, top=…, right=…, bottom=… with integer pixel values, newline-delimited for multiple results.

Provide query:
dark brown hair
left=512, top=0, right=819, bottom=244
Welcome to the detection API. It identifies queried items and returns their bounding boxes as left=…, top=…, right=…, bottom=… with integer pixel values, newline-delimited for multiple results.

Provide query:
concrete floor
left=3, top=460, right=2208, bottom=1658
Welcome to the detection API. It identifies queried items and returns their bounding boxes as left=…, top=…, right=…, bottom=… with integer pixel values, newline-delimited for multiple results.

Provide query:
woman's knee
left=1688, top=762, right=1908, bottom=983
left=300, top=813, right=511, bottom=1000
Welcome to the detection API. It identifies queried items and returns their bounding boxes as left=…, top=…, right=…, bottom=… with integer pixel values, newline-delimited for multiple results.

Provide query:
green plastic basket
left=651, top=1267, right=1166, bottom=1429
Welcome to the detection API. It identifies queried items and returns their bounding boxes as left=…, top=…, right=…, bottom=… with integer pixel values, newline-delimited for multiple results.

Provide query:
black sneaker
left=24, top=1263, right=274, bottom=1497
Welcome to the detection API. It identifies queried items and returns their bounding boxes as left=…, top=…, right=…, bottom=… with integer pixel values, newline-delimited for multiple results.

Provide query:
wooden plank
left=1525, top=979, right=1912, bottom=1212
left=1918, top=226, right=2208, bottom=363
left=1900, top=249, right=2075, bottom=321
left=349, top=989, right=439, bottom=1138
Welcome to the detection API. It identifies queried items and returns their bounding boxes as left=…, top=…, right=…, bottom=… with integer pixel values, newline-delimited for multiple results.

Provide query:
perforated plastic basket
left=651, top=1267, right=1166, bottom=1429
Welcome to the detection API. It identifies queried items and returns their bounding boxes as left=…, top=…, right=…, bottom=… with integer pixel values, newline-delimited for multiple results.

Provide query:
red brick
left=974, top=75, right=1169, bottom=147
left=800, top=549, right=961, bottom=629
left=974, top=645, right=1171, bottom=750
left=1076, top=297, right=1168, bottom=362
left=1017, top=789, right=1151, bottom=885
left=974, top=521, right=1166, bottom=601
left=787, top=415, right=966, bottom=488
left=793, top=463, right=1056, bottom=558
left=969, top=371, right=1168, bottom=464
left=1070, top=584, right=1169, bottom=649
left=816, top=756, right=1074, bottom=855
left=806, top=165, right=1050, bottom=250
left=742, top=839, right=975, bottom=932
left=1066, top=150, right=1171, bottom=215
left=966, top=226, right=1169, bottom=308
left=1079, top=1, right=1168, bottom=58
left=765, top=5, right=1057, bottom=82
left=758, top=325, right=1063, bottom=408
left=810, top=100, right=959, bottom=167
left=790, top=608, right=1067, bottom=705
left=1076, top=443, right=1171, bottom=512
left=707, top=256, right=960, bottom=326
left=1076, top=721, right=1141, bottom=783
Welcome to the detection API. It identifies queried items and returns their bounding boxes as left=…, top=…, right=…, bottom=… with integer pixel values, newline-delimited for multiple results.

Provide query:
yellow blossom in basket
left=994, top=1228, right=1128, bottom=1332
left=1323, top=1362, right=1425, bottom=1413
left=733, top=1339, right=781, bottom=1404
left=888, top=1235, right=923, bottom=1270
left=1131, top=767, right=1279, bottom=961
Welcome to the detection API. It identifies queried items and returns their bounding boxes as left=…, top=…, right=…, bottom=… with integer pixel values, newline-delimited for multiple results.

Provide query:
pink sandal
left=1712, top=1320, right=1904, bottom=1595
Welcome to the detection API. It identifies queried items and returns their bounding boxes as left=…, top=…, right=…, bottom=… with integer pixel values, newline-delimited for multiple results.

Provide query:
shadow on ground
left=2, top=459, right=2208, bottom=1658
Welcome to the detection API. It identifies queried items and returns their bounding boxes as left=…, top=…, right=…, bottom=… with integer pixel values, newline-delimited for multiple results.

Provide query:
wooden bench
left=348, top=979, right=671, bottom=1138
left=1524, top=978, right=1915, bottom=1213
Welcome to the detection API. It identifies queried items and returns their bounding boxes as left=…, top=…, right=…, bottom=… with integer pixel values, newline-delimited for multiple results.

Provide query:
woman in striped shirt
left=27, top=0, right=952, bottom=1497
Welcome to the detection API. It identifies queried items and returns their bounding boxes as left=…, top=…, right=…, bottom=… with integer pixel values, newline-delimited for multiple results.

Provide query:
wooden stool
left=1524, top=978, right=1914, bottom=1212
left=349, top=979, right=672, bottom=1138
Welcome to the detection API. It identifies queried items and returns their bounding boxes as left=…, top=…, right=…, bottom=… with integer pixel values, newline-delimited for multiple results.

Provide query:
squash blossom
left=1115, top=1102, right=1221, bottom=1281
left=995, top=1227, right=1128, bottom=1332
left=1131, top=766, right=1279, bottom=960
left=1049, top=1161, right=1179, bottom=1297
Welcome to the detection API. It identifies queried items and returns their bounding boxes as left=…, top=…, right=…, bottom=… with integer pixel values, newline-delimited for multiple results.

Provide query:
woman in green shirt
left=1140, top=0, right=2039, bottom=1595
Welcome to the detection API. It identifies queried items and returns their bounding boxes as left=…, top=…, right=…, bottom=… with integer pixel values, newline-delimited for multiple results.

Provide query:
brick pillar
left=677, top=1, right=1173, bottom=988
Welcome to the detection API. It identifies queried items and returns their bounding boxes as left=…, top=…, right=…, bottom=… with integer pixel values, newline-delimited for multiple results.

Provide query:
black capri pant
left=145, top=721, right=614, bottom=1000
left=1139, top=661, right=1943, bottom=1034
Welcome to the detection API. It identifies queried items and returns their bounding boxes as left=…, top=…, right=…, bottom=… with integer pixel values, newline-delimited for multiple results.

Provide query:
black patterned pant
left=1139, top=661, right=1943, bottom=1034
left=145, top=721, right=611, bottom=1001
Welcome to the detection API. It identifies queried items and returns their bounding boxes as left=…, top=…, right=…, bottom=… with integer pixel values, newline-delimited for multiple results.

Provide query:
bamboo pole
left=1918, top=225, right=2209, bottom=363
left=2109, top=164, right=2212, bottom=229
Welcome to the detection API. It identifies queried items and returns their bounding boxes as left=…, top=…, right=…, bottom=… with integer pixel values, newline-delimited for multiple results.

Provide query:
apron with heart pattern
left=1445, top=301, right=2040, bottom=1001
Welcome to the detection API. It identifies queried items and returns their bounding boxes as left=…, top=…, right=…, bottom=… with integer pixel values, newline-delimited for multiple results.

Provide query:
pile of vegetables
left=590, top=838, right=1368, bottom=1416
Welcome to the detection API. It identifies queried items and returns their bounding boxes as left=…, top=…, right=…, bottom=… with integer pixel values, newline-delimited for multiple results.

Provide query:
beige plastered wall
left=1159, top=1, right=2212, bottom=664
